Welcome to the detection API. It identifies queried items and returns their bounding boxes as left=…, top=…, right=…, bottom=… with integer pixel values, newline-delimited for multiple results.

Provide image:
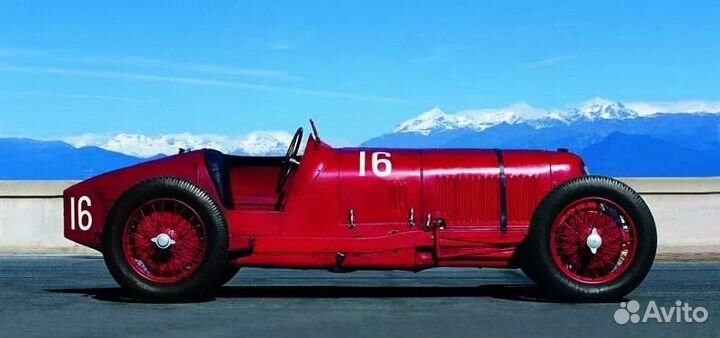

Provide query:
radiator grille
left=388, top=180, right=407, bottom=210
left=506, top=174, right=542, bottom=224
left=427, top=174, right=499, bottom=226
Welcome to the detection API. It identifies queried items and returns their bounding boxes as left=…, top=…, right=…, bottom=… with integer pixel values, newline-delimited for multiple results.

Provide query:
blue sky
left=1, top=0, right=719, bottom=144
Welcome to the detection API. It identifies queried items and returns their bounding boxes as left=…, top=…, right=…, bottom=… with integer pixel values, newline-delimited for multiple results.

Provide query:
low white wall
left=0, top=181, right=91, bottom=253
left=0, top=179, right=718, bottom=255
left=621, top=178, right=720, bottom=255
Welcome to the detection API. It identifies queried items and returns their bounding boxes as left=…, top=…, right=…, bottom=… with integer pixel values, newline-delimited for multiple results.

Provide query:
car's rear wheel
left=103, top=177, right=229, bottom=301
left=522, top=176, right=656, bottom=300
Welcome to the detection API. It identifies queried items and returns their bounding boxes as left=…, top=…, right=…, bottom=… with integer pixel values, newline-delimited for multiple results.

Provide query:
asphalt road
left=0, top=256, right=717, bottom=338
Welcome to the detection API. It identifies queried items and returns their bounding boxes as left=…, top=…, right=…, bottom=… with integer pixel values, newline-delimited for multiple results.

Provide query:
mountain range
left=2, top=98, right=719, bottom=179
left=0, top=132, right=291, bottom=180
left=363, top=99, right=720, bottom=176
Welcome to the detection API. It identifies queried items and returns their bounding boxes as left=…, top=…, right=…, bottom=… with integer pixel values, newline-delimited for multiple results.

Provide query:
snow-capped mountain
left=235, top=132, right=292, bottom=156
left=393, top=107, right=474, bottom=135
left=564, top=98, right=638, bottom=122
left=63, top=131, right=292, bottom=158
left=362, top=98, right=720, bottom=176
left=393, top=98, right=642, bottom=135
left=393, top=107, right=526, bottom=135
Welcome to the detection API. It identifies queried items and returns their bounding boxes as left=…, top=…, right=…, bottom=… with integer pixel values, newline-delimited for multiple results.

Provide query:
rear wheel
left=522, top=176, right=656, bottom=300
left=103, top=177, right=229, bottom=301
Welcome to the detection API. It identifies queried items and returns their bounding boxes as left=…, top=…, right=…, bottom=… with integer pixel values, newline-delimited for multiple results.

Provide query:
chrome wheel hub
left=151, top=233, right=176, bottom=250
left=586, top=228, right=603, bottom=254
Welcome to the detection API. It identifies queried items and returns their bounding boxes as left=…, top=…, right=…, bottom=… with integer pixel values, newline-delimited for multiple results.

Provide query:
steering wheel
left=276, top=127, right=303, bottom=193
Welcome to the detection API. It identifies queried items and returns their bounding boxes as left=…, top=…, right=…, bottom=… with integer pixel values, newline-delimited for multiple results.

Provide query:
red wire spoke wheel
left=122, top=198, right=208, bottom=284
left=521, top=176, right=656, bottom=300
left=103, top=178, right=229, bottom=301
left=549, top=197, right=637, bottom=284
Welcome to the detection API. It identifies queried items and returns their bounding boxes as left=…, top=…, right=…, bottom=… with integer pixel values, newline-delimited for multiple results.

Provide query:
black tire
left=103, top=177, right=229, bottom=301
left=217, top=265, right=241, bottom=287
left=521, top=176, right=657, bottom=301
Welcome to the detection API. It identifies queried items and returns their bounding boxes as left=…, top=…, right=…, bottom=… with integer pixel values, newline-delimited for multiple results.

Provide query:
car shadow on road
left=45, top=284, right=625, bottom=304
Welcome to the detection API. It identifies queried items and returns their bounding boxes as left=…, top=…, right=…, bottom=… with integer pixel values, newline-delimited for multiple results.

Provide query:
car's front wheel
left=103, top=177, right=229, bottom=301
left=522, top=176, right=657, bottom=300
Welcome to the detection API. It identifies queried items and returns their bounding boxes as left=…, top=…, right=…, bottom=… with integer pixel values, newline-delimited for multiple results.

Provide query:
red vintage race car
left=63, top=121, right=656, bottom=301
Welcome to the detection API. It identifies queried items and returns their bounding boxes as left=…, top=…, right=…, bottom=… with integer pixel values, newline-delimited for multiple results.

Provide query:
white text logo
left=614, top=300, right=708, bottom=324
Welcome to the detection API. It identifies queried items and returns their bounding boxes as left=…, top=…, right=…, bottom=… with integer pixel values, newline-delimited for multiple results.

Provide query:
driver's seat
left=204, top=149, right=234, bottom=208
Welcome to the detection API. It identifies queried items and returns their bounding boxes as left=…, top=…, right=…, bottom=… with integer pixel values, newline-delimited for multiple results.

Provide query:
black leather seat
left=204, top=149, right=233, bottom=208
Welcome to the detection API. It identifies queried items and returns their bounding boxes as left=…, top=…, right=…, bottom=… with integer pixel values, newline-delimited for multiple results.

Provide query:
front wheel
left=103, top=177, right=229, bottom=301
left=522, top=176, right=657, bottom=300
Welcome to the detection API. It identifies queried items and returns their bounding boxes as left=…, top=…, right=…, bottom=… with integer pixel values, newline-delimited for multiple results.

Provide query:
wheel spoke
left=550, top=197, right=637, bottom=284
left=122, top=198, right=207, bottom=284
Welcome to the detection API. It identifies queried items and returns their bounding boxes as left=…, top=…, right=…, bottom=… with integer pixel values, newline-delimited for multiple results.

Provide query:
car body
left=64, top=123, right=657, bottom=300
